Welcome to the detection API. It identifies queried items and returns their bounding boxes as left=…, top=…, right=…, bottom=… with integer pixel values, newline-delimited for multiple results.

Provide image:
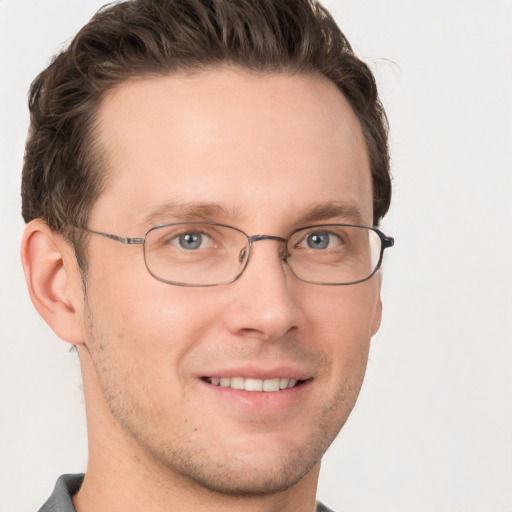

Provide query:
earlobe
left=21, top=219, right=85, bottom=345
left=371, top=274, right=383, bottom=336
left=371, top=296, right=383, bottom=336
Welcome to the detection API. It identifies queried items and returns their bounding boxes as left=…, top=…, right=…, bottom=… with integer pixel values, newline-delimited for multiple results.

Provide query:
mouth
left=202, top=376, right=306, bottom=392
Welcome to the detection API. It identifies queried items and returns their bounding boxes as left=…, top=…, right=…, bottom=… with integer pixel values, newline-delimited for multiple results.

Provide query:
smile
left=203, top=377, right=301, bottom=392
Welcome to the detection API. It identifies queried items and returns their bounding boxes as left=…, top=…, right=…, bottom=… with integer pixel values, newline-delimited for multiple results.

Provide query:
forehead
left=92, top=68, right=372, bottom=230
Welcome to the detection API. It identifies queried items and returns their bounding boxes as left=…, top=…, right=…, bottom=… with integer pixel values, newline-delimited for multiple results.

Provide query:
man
left=20, top=0, right=393, bottom=511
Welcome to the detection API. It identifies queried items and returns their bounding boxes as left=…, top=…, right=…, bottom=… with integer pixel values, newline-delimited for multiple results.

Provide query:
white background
left=0, top=1, right=511, bottom=511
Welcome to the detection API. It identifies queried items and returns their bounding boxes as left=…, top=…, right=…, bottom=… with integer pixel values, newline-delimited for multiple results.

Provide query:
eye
left=303, top=230, right=341, bottom=250
left=172, top=231, right=212, bottom=250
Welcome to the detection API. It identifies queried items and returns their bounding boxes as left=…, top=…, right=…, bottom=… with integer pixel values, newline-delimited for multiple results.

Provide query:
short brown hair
left=22, top=0, right=391, bottom=260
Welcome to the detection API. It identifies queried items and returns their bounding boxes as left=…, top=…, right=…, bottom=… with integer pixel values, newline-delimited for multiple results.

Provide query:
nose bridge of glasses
left=249, top=234, right=287, bottom=244
left=241, top=234, right=289, bottom=265
left=250, top=235, right=288, bottom=258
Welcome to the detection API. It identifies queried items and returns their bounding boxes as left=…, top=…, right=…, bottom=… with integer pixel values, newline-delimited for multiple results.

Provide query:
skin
left=22, top=68, right=382, bottom=512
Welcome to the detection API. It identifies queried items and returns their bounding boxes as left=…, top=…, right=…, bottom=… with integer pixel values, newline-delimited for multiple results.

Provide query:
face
left=80, top=68, right=382, bottom=495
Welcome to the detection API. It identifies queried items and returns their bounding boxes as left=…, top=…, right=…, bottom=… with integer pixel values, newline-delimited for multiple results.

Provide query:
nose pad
left=279, top=242, right=290, bottom=263
left=239, top=247, right=248, bottom=264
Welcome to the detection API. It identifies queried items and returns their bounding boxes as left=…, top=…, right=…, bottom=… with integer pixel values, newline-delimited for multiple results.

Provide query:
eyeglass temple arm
left=84, top=228, right=145, bottom=245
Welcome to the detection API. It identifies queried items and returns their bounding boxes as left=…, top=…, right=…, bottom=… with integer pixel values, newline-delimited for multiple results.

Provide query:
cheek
left=82, top=269, right=214, bottom=404
left=303, top=280, right=380, bottom=369
left=86, top=258, right=217, bottom=348
left=83, top=276, right=216, bottom=416
left=307, top=279, right=380, bottom=335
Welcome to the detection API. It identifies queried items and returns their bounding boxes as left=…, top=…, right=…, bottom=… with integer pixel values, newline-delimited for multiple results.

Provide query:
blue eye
left=306, top=231, right=337, bottom=250
left=175, top=232, right=209, bottom=250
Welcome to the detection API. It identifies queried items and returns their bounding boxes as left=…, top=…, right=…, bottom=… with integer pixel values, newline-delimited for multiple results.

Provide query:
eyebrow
left=140, top=200, right=366, bottom=229
left=293, top=201, right=366, bottom=226
left=141, top=201, right=244, bottom=227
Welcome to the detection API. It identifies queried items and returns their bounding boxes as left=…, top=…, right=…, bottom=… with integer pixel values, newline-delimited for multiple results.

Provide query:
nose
left=222, top=238, right=300, bottom=341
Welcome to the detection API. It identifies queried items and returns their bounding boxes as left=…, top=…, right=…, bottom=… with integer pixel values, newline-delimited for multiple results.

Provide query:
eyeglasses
left=79, top=222, right=394, bottom=287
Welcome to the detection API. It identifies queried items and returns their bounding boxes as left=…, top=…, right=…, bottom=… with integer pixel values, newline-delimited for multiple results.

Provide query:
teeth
left=245, top=378, right=263, bottom=391
left=281, top=378, right=296, bottom=389
left=262, top=378, right=279, bottom=392
left=207, top=377, right=300, bottom=392
left=230, top=377, right=245, bottom=390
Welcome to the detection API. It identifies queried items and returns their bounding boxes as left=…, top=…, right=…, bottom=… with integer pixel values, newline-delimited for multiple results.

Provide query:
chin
left=140, top=420, right=340, bottom=497
left=170, top=447, right=321, bottom=497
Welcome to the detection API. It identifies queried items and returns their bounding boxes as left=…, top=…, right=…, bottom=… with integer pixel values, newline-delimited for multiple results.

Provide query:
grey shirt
left=38, top=473, right=336, bottom=512
left=38, top=474, right=84, bottom=512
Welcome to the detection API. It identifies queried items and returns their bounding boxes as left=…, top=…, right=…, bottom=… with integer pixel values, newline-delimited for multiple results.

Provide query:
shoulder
left=317, top=501, right=337, bottom=512
left=38, top=474, right=84, bottom=512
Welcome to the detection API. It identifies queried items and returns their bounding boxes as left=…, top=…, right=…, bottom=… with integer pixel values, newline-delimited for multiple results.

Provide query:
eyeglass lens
left=142, top=223, right=384, bottom=286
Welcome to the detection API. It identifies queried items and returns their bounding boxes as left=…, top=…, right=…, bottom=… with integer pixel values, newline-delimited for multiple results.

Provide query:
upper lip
left=199, top=365, right=312, bottom=381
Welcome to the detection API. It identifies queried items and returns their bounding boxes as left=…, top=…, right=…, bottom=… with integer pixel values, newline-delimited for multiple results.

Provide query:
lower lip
left=199, top=379, right=313, bottom=413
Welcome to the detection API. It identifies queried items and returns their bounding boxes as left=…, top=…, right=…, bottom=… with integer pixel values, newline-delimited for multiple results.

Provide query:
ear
left=371, top=274, right=383, bottom=336
left=21, top=219, right=85, bottom=345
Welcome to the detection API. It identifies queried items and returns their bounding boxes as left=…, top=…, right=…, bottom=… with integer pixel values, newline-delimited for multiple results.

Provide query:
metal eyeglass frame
left=77, top=222, right=394, bottom=287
